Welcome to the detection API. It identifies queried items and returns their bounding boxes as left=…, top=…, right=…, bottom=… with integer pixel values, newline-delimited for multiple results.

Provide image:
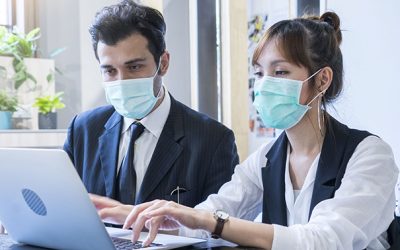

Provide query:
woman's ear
left=318, top=67, right=333, bottom=93
left=159, top=51, right=170, bottom=76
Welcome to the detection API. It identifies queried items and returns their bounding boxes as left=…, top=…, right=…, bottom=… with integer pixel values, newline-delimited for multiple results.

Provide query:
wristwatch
left=211, top=209, right=229, bottom=239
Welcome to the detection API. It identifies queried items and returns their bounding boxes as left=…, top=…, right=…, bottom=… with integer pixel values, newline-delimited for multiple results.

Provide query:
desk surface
left=0, top=234, right=259, bottom=250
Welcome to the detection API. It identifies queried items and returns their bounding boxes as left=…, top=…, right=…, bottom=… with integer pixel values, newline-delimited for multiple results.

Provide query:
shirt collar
left=122, top=85, right=171, bottom=138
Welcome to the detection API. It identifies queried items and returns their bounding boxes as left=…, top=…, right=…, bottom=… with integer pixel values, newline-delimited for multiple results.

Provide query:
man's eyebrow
left=100, top=64, right=113, bottom=69
left=100, top=58, right=147, bottom=69
left=124, top=58, right=146, bottom=65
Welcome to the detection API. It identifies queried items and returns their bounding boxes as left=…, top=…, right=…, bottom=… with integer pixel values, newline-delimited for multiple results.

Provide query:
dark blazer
left=63, top=94, right=239, bottom=208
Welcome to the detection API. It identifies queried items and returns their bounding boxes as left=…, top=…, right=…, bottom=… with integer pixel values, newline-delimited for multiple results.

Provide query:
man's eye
left=253, top=71, right=263, bottom=78
left=103, top=68, right=116, bottom=75
left=128, top=65, right=142, bottom=71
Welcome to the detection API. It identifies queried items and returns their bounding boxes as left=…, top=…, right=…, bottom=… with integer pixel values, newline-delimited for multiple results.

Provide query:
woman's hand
left=89, top=193, right=134, bottom=225
left=123, top=200, right=214, bottom=246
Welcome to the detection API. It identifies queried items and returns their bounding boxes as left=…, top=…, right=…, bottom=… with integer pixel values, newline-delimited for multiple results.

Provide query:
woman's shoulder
left=354, top=135, right=395, bottom=158
left=347, top=135, right=398, bottom=175
left=243, top=139, right=278, bottom=168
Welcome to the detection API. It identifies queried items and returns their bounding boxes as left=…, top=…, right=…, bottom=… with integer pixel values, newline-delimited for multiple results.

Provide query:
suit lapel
left=262, top=132, right=288, bottom=226
left=98, top=111, right=123, bottom=198
left=308, top=117, right=349, bottom=219
left=136, top=95, right=184, bottom=204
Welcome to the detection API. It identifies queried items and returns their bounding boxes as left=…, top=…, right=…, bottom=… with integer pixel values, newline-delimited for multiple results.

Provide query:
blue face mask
left=103, top=66, right=161, bottom=120
left=253, top=69, right=323, bottom=130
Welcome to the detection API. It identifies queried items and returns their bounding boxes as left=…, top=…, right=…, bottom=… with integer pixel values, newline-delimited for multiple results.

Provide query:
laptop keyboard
left=112, top=236, right=163, bottom=249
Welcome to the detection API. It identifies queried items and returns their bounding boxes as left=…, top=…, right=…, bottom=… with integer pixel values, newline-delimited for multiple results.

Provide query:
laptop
left=0, top=148, right=205, bottom=249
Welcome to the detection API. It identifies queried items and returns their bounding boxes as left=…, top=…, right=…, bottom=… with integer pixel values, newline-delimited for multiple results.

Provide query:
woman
left=91, top=12, right=398, bottom=249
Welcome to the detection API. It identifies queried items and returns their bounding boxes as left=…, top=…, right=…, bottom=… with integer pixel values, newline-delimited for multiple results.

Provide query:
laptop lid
left=0, top=148, right=204, bottom=250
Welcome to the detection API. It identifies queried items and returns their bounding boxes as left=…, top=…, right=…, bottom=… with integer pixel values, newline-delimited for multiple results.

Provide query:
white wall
left=78, top=0, right=113, bottom=111
left=36, top=0, right=83, bottom=128
left=325, top=0, right=400, bottom=164
left=162, top=0, right=193, bottom=107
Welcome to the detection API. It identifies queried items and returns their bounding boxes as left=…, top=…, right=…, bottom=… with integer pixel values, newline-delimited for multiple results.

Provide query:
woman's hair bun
left=320, top=12, right=342, bottom=44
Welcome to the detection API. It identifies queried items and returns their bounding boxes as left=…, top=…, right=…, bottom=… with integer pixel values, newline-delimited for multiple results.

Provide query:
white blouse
left=183, top=136, right=398, bottom=250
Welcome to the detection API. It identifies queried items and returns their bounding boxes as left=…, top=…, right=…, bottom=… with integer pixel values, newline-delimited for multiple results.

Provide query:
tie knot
left=130, top=122, right=145, bottom=141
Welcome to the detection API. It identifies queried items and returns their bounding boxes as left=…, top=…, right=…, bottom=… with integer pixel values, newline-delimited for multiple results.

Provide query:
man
left=63, top=0, right=239, bottom=209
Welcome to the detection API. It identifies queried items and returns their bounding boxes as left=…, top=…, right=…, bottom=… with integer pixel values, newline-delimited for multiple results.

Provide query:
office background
left=0, top=0, right=399, bottom=167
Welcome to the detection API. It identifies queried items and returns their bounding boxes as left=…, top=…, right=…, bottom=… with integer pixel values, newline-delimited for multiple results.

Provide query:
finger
left=89, top=194, right=121, bottom=209
left=147, top=201, right=181, bottom=218
left=130, top=201, right=167, bottom=242
left=147, top=206, right=175, bottom=218
left=142, top=216, right=164, bottom=246
left=146, top=203, right=200, bottom=230
left=123, top=200, right=159, bottom=229
left=98, top=207, right=126, bottom=225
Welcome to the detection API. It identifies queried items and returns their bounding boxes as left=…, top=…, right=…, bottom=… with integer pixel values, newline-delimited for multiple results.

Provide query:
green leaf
left=13, top=71, right=27, bottom=89
left=0, top=26, right=7, bottom=38
left=26, top=72, right=37, bottom=84
left=33, top=92, right=66, bottom=114
left=46, top=72, right=54, bottom=83
left=26, top=28, right=40, bottom=41
left=1, top=27, right=41, bottom=90
left=17, top=39, right=33, bottom=57
left=0, top=90, right=18, bottom=112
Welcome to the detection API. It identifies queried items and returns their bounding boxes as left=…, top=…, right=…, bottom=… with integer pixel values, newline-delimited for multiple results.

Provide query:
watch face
left=215, top=210, right=229, bottom=220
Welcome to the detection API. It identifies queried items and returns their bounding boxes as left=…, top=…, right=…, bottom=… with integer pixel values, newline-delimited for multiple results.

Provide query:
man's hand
left=89, top=193, right=134, bottom=225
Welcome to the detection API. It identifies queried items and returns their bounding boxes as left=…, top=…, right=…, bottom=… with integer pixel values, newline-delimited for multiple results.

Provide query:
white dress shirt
left=117, top=86, right=171, bottom=195
left=183, top=136, right=398, bottom=250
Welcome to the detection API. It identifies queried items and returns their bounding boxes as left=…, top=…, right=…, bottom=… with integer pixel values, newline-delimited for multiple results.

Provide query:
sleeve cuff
left=179, top=226, right=209, bottom=239
left=272, top=224, right=300, bottom=250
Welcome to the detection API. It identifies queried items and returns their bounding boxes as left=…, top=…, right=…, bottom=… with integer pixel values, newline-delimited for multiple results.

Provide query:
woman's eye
left=275, top=70, right=288, bottom=76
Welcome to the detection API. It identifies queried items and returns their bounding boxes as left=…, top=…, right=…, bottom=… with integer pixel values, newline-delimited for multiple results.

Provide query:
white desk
left=0, top=130, right=67, bottom=148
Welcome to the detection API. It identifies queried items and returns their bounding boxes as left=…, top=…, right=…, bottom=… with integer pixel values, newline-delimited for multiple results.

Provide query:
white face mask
left=103, top=66, right=161, bottom=120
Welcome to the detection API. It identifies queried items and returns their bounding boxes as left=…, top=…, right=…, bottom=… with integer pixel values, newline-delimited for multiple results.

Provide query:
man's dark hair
left=89, top=0, right=166, bottom=64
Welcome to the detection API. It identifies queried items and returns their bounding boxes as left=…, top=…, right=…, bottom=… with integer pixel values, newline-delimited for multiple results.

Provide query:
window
left=0, top=0, right=13, bottom=29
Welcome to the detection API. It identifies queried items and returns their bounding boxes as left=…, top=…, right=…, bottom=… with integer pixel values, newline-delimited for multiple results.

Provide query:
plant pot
left=38, top=112, right=57, bottom=129
left=0, top=111, right=13, bottom=129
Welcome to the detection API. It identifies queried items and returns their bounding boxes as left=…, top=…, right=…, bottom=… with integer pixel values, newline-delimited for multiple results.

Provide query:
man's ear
left=158, top=51, right=170, bottom=76
left=318, top=67, right=333, bottom=93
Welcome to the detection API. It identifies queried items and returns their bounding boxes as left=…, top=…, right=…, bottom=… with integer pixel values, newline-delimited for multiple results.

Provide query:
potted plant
left=33, top=92, right=65, bottom=129
left=1, top=27, right=58, bottom=130
left=0, top=26, right=40, bottom=90
left=0, top=90, right=18, bottom=129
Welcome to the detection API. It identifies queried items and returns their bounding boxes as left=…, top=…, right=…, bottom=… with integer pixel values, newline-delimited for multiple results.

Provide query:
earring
left=318, top=97, right=322, bottom=133
left=318, top=94, right=326, bottom=136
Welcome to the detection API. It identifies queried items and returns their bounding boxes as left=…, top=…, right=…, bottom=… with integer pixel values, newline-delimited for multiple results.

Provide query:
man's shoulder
left=172, top=99, right=232, bottom=134
left=73, top=105, right=116, bottom=126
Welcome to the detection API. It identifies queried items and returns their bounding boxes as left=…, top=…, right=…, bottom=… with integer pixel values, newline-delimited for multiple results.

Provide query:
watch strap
left=211, top=217, right=225, bottom=239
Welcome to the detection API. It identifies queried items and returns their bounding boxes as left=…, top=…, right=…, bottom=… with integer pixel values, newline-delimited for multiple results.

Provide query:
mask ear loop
left=154, top=58, right=163, bottom=98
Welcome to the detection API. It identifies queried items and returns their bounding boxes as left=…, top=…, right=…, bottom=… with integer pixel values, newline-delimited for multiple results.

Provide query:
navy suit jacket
left=64, top=94, right=239, bottom=208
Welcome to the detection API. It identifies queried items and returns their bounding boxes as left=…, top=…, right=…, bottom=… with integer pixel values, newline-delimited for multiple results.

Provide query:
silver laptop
left=0, top=148, right=204, bottom=250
